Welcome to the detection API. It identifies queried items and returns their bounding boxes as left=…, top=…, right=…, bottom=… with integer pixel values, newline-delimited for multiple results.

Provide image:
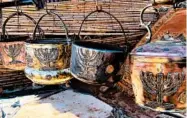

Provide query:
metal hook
left=140, top=4, right=159, bottom=44
left=95, top=0, right=102, bottom=11
left=15, top=0, right=22, bottom=13
left=45, top=0, right=50, bottom=14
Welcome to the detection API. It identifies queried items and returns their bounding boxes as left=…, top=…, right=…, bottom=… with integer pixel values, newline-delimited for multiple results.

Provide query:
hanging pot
left=0, top=11, right=38, bottom=70
left=24, top=11, right=72, bottom=85
left=130, top=5, right=186, bottom=111
left=70, top=8, right=129, bottom=85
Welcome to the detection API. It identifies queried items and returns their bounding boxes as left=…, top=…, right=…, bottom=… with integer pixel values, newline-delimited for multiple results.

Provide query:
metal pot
left=70, top=8, right=128, bottom=85
left=0, top=11, right=38, bottom=70
left=24, top=11, right=72, bottom=85
left=130, top=6, right=186, bottom=111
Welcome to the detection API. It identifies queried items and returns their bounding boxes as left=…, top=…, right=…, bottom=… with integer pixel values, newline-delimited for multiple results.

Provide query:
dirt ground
left=70, top=79, right=186, bottom=118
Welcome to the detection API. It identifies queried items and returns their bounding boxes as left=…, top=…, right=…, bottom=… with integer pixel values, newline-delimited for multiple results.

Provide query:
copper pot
left=0, top=11, right=38, bottom=70
left=130, top=5, right=186, bottom=111
left=24, top=11, right=72, bottom=85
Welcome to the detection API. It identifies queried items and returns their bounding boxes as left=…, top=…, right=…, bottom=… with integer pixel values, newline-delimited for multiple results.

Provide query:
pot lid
left=131, top=34, right=186, bottom=57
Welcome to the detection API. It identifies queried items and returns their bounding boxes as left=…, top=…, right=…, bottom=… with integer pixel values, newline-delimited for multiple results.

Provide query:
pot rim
left=25, top=38, right=71, bottom=44
left=0, top=36, right=29, bottom=42
left=72, top=41, right=124, bottom=53
left=130, top=53, right=187, bottom=58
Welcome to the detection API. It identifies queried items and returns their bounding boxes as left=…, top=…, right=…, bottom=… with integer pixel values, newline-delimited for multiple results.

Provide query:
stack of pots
left=24, top=11, right=72, bottom=85
left=0, top=11, right=38, bottom=70
left=70, top=8, right=129, bottom=85
left=130, top=5, right=186, bottom=111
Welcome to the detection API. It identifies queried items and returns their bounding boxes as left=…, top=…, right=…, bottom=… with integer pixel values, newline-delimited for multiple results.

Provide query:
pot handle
left=33, top=11, right=71, bottom=45
left=2, top=11, right=42, bottom=40
left=140, top=4, right=159, bottom=44
left=78, top=6, right=129, bottom=51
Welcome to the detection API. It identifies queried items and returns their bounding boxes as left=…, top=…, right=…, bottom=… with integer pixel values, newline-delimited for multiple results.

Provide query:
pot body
left=25, top=40, right=72, bottom=85
left=70, top=42, right=124, bottom=84
left=130, top=55, right=186, bottom=111
left=0, top=41, right=26, bottom=70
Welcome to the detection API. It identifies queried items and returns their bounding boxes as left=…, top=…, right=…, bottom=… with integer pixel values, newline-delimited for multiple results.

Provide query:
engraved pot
left=0, top=12, right=37, bottom=70
left=130, top=34, right=186, bottom=111
left=24, top=11, right=72, bottom=85
left=70, top=8, right=128, bottom=85
left=70, top=41, right=125, bottom=84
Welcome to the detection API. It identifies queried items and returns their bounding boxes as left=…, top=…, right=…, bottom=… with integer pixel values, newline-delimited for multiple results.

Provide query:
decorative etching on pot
left=26, top=52, right=33, bottom=68
left=140, top=71, right=185, bottom=109
left=34, top=48, right=59, bottom=71
left=3, top=44, right=23, bottom=64
left=74, top=48, right=103, bottom=81
left=178, top=91, right=186, bottom=104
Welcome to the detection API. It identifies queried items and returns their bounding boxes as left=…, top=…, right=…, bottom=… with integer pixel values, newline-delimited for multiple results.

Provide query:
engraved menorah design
left=140, top=71, right=185, bottom=109
left=34, top=48, right=59, bottom=71
left=76, top=48, right=103, bottom=80
left=3, top=44, right=23, bottom=64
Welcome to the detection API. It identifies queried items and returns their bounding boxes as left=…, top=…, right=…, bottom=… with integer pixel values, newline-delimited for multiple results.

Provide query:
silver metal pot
left=70, top=8, right=129, bottom=85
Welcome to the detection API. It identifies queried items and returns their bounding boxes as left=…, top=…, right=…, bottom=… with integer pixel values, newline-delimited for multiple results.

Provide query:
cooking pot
left=130, top=6, right=186, bottom=111
left=0, top=11, right=38, bottom=70
left=70, top=8, right=129, bottom=85
left=24, top=11, right=72, bottom=85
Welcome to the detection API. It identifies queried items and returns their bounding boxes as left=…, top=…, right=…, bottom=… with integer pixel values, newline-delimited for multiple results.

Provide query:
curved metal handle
left=140, top=4, right=159, bottom=44
left=33, top=11, right=70, bottom=45
left=78, top=9, right=128, bottom=45
left=2, top=11, right=42, bottom=40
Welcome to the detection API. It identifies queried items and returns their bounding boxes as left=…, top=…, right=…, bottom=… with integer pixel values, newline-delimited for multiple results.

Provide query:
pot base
left=70, top=72, right=101, bottom=85
left=25, top=67, right=73, bottom=85
left=137, top=103, right=186, bottom=113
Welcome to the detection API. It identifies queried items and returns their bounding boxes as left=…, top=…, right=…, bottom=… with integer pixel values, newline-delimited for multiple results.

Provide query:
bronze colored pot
left=0, top=11, right=38, bottom=70
left=131, top=5, right=186, bottom=111
left=130, top=34, right=186, bottom=111
left=24, top=11, right=72, bottom=85
left=70, top=8, right=129, bottom=85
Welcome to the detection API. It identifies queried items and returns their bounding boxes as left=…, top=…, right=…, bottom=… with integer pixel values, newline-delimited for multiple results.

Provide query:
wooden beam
left=0, top=1, right=33, bottom=8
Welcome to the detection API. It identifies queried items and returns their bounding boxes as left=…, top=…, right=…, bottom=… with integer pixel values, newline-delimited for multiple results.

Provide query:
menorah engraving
left=26, top=52, right=33, bottom=67
left=76, top=48, right=103, bottom=80
left=3, top=44, right=23, bottom=64
left=34, top=48, right=59, bottom=71
left=140, top=71, right=185, bottom=109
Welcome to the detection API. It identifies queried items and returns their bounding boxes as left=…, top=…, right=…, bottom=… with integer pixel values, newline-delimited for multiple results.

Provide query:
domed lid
left=131, top=34, right=186, bottom=57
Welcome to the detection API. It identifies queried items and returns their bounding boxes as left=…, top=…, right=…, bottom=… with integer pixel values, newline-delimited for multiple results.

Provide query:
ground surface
left=70, top=79, right=186, bottom=118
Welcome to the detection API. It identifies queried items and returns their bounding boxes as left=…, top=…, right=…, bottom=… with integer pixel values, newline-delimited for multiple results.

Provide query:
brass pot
left=131, top=33, right=186, bottom=111
left=131, top=5, right=186, bottom=111
left=24, top=11, right=72, bottom=85
left=0, top=11, right=38, bottom=70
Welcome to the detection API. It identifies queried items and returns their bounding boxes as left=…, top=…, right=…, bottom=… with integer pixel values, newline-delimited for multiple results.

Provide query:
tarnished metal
left=34, top=48, right=59, bottom=71
left=0, top=10, right=39, bottom=70
left=3, top=44, right=23, bottom=64
left=25, top=10, right=72, bottom=85
left=140, top=4, right=159, bottom=43
left=71, top=42, right=124, bottom=84
left=130, top=5, right=186, bottom=111
left=140, top=71, right=185, bottom=109
left=70, top=7, right=128, bottom=85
